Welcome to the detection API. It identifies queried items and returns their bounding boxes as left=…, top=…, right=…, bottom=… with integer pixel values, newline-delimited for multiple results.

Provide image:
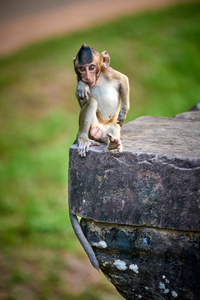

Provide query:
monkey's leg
left=101, top=124, right=123, bottom=152
left=78, top=98, right=100, bottom=157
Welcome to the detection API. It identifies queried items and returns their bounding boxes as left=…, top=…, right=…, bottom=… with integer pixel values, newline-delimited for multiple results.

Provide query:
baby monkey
left=74, top=44, right=130, bottom=157
left=70, top=44, right=130, bottom=269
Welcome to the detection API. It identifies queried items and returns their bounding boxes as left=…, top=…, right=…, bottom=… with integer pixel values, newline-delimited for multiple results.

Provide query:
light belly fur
left=90, top=84, right=120, bottom=123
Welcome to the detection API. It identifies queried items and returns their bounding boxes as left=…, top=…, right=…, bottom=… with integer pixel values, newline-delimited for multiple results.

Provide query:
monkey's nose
left=85, top=71, right=90, bottom=81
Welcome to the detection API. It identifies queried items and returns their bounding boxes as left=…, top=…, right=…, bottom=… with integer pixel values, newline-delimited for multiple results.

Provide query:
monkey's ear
left=101, top=51, right=110, bottom=68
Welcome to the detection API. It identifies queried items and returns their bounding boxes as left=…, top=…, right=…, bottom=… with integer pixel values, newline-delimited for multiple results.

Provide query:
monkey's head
left=73, top=44, right=110, bottom=87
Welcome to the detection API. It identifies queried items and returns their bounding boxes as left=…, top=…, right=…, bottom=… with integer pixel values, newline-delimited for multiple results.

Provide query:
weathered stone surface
left=68, top=113, right=200, bottom=231
left=81, top=219, right=200, bottom=300
left=175, top=111, right=200, bottom=120
left=68, top=106, right=200, bottom=300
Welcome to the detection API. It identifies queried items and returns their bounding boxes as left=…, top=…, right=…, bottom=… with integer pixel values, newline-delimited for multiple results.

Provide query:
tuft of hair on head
left=77, top=44, right=93, bottom=65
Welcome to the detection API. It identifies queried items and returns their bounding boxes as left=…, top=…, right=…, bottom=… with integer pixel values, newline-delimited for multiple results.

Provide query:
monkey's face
left=77, top=63, right=99, bottom=87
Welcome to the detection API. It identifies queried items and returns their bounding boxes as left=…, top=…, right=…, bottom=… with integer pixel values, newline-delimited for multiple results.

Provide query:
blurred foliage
left=0, top=1, right=200, bottom=299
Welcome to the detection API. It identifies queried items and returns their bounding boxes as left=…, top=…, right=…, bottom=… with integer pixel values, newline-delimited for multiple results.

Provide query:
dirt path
left=0, top=0, right=186, bottom=55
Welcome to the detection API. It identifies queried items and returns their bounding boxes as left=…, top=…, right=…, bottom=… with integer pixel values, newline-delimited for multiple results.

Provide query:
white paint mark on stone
left=143, top=237, right=148, bottom=247
left=113, top=260, right=127, bottom=271
left=159, top=282, right=165, bottom=290
left=171, top=291, right=178, bottom=298
left=111, top=274, right=120, bottom=279
left=162, top=275, right=169, bottom=283
left=129, top=264, right=139, bottom=274
left=159, top=282, right=170, bottom=294
left=92, top=241, right=107, bottom=248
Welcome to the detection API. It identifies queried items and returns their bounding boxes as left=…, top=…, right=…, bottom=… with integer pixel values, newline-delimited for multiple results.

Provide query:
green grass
left=0, top=1, right=200, bottom=299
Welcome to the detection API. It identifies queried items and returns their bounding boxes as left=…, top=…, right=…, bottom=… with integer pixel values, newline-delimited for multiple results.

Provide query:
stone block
left=68, top=107, right=200, bottom=299
left=69, top=114, right=200, bottom=231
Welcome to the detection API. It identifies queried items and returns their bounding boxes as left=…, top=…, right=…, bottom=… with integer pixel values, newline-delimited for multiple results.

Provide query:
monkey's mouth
left=82, top=80, right=95, bottom=87
left=87, top=81, right=95, bottom=87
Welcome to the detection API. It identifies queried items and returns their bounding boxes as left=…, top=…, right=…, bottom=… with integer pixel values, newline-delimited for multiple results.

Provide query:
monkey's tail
left=70, top=213, right=99, bottom=271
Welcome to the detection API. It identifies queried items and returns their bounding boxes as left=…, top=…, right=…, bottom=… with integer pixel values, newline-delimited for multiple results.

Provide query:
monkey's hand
left=77, top=81, right=90, bottom=101
left=78, top=136, right=100, bottom=157
left=117, top=110, right=126, bottom=127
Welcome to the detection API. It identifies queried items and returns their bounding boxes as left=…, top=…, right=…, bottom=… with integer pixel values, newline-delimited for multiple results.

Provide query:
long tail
left=70, top=214, right=99, bottom=270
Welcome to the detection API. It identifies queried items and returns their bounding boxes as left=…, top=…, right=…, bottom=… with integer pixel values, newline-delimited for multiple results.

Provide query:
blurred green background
left=0, top=1, right=200, bottom=299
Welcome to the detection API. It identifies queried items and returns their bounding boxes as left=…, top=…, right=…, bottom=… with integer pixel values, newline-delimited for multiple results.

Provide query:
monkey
left=69, top=44, right=130, bottom=270
left=74, top=43, right=130, bottom=157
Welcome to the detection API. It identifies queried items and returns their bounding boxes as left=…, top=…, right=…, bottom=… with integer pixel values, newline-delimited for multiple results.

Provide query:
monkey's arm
left=70, top=213, right=99, bottom=270
left=76, top=80, right=90, bottom=107
left=118, top=75, right=130, bottom=126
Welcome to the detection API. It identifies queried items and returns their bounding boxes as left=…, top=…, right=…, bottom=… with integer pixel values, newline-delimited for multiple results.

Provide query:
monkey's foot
left=78, top=138, right=100, bottom=157
left=107, top=133, right=123, bottom=152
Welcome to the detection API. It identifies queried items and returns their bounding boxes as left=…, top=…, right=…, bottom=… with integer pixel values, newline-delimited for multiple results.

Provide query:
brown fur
left=74, top=44, right=130, bottom=157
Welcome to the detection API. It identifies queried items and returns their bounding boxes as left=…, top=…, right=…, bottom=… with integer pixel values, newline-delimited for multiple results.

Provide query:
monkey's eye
left=79, top=67, right=85, bottom=72
left=89, top=65, right=95, bottom=71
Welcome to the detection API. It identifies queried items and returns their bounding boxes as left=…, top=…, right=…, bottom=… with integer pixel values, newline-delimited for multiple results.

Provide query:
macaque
left=74, top=44, right=130, bottom=157
left=70, top=44, right=130, bottom=270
